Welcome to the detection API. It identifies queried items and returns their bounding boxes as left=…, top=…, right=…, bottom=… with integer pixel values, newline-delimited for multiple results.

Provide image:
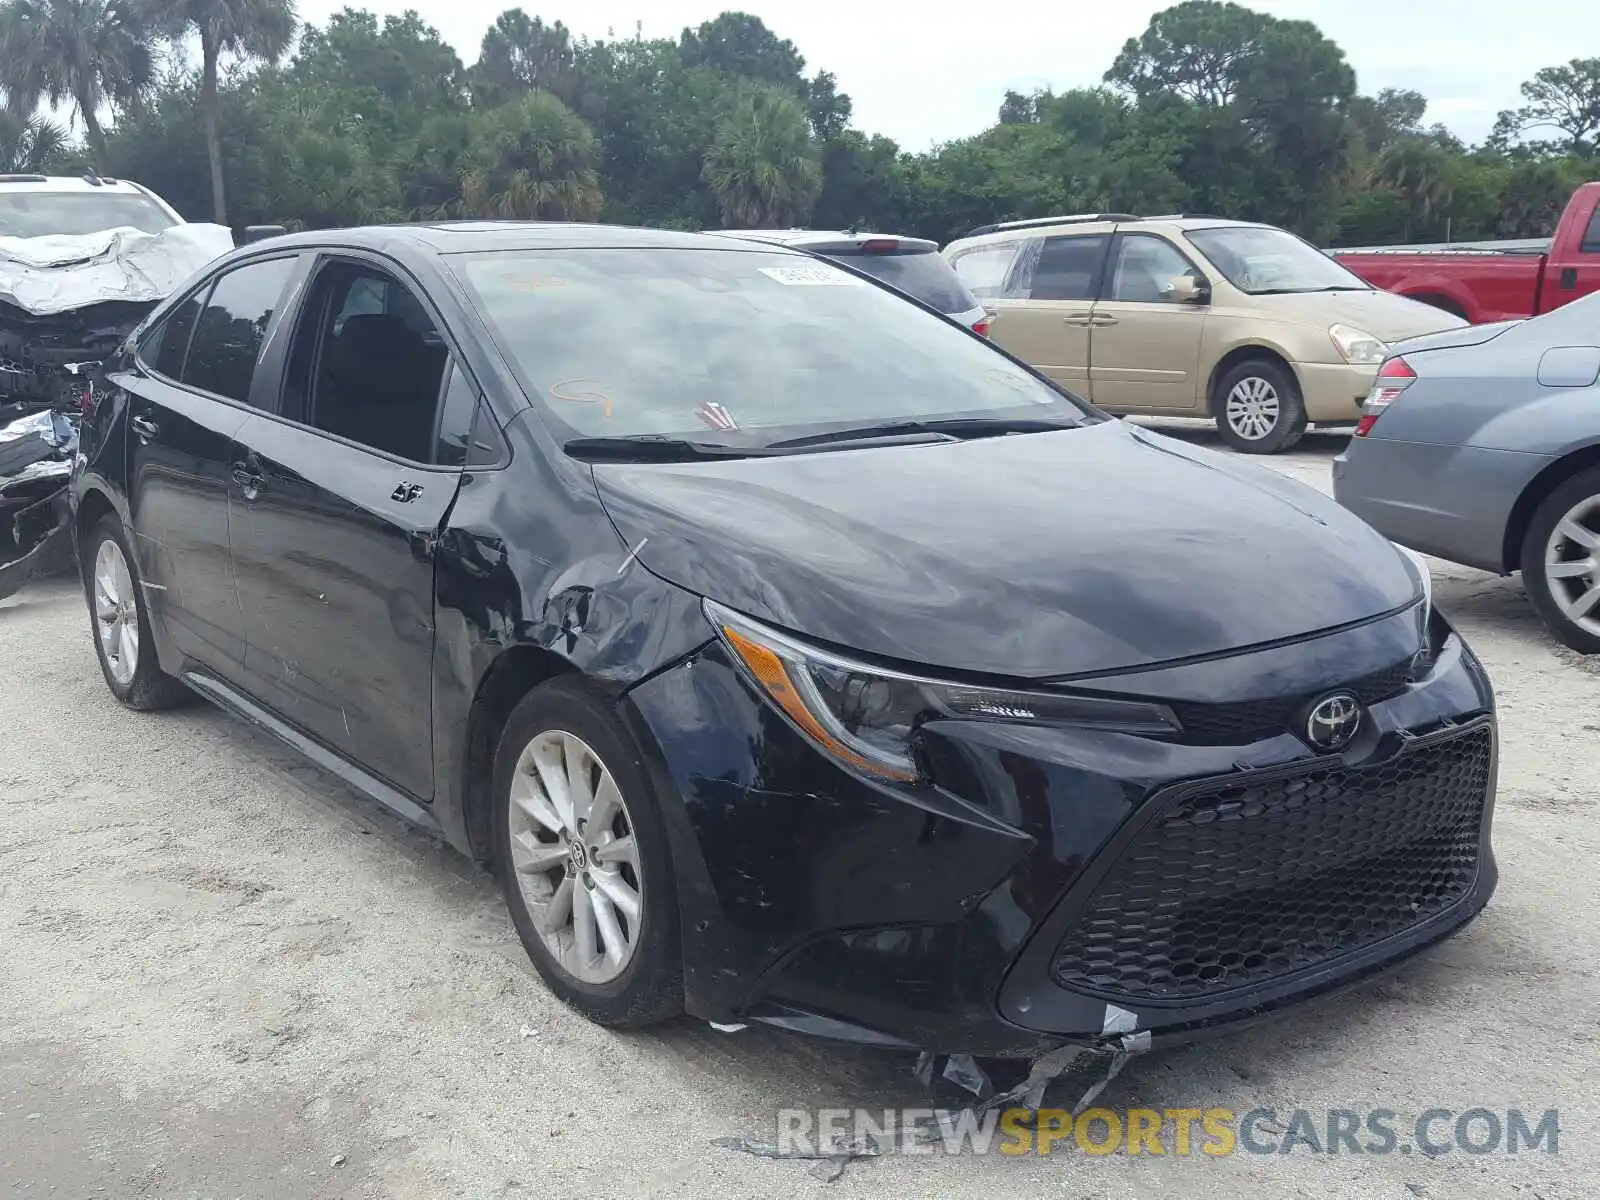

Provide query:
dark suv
left=71, top=222, right=1497, bottom=1057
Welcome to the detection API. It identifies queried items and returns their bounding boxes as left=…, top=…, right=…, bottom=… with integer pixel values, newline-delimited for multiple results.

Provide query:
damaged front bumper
left=0, top=407, right=78, bottom=601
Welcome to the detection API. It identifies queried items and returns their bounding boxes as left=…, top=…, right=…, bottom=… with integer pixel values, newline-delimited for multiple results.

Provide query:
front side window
left=142, top=289, right=206, bottom=380
left=453, top=247, right=1091, bottom=445
left=1185, top=226, right=1369, bottom=295
left=949, top=243, right=1020, bottom=300
left=283, top=262, right=451, bottom=463
left=184, top=257, right=298, bottom=404
left=1108, top=235, right=1201, bottom=304
left=1580, top=207, right=1600, bottom=255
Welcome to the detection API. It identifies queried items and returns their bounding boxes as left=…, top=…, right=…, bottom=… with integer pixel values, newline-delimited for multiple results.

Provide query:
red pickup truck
left=1332, top=181, right=1600, bottom=324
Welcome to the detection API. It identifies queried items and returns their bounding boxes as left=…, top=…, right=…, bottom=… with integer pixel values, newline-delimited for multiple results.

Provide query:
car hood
left=1260, top=289, right=1468, bottom=342
left=590, top=420, right=1420, bottom=679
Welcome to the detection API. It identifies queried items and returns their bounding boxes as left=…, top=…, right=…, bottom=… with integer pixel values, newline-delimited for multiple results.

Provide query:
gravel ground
left=2, top=426, right=1596, bottom=1198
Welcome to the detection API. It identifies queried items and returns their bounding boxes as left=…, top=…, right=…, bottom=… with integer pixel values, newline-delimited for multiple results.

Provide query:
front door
left=122, top=255, right=301, bottom=675
left=1087, top=233, right=1210, bottom=413
left=985, top=232, right=1112, bottom=396
left=227, top=255, right=464, bottom=799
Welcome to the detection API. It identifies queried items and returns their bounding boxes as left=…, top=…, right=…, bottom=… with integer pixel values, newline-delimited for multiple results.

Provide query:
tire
left=1212, top=358, right=1308, bottom=454
left=1520, top=466, right=1600, bottom=654
left=492, top=676, right=684, bottom=1027
left=83, top=515, right=189, bottom=710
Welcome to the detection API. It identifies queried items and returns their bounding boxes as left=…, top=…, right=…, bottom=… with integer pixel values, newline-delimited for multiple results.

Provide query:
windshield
left=0, top=191, right=177, bottom=238
left=1185, top=226, right=1370, bottom=295
left=453, top=247, right=1087, bottom=447
left=826, top=249, right=979, bottom=315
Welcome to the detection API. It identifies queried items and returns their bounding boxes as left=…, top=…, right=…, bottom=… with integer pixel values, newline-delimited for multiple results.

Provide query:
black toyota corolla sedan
left=69, top=222, right=1497, bottom=1057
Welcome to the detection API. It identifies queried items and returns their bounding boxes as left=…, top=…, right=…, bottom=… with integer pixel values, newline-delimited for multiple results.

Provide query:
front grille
left=1048, top=724, right=1492, bottom=1002
left=1166, top=658, right=1418, bottom=745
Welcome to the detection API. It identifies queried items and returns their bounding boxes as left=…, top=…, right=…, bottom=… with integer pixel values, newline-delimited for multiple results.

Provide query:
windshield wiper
left=766, top=416, right=1079, bottom=450
left=563, top=435, right=771, bottom=462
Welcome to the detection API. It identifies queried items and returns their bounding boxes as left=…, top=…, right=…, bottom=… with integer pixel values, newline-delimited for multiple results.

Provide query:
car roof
left=945, top=214, right=1273, bottom=251
left=249, top=221, right=812, bottom=258
left=712, top=229, right=940, bottom=254
left=0, top=173, right=156, bottom=196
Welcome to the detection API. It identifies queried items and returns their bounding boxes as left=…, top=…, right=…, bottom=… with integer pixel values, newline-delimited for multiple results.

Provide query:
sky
left=289, top=0, right=1598, bottom=149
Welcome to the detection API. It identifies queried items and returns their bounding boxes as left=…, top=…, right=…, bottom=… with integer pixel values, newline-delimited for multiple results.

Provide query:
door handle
left=1062, top=313, right=1095, bottom=326
left=1091, top=315, right=1119, bottom=327
left=130, top=414, right=160, bottom=441
left=1560, top=266, right=1578, bottom=290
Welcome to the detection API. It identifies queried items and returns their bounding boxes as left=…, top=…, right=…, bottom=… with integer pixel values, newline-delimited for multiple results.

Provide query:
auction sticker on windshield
left=758, top=265, right=863, bottom=286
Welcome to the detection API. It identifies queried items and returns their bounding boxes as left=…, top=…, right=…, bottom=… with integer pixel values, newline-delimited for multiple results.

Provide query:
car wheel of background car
left=492, top=677, right=684, bottom=1028
left=1521, top=467, right=1600, bottom=654
left=84, top=516, right=190, bottom=709
left=1213, top=358, right=1307, bottom=454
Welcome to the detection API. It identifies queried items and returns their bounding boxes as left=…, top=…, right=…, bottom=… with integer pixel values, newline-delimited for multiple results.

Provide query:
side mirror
left=239, top=224, right=287, bottom=245
left=1166, top=274, right=1209, bottom=304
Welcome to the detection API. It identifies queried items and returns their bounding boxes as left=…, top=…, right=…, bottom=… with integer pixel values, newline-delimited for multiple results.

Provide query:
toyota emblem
left=1305, top=692, right=1363, bottom=750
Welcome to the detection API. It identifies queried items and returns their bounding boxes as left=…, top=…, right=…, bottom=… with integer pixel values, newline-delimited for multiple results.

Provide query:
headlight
left=704, top=600, right=1181, bottom=783
left=1329, top=323, right=1387, bottom=365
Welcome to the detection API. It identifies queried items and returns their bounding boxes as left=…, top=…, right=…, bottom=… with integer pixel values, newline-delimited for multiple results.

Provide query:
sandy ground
left=2, top=425, right=1596, bottom=1199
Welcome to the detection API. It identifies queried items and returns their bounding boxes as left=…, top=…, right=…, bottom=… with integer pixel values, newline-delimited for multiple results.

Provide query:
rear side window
left=143, top=289, right=205, bottom=379
left=1012, top=235, right=1110, bottom=301
left=829, top=249, right=978, bottom=315
left=1581, top=206, right=1600, bottom=255
left=949, top=243, right=1020, bottom=300
left=184, top=257, right=298, bottom=404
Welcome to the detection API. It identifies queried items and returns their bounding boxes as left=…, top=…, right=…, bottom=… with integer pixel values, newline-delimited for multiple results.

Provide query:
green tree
left=135, top=0, right=296, bottom=223
left=456, top=89, right=602, bottom=220
left=0, top=0, right=152, bottom=168
left=472, top=9, right=577, bottom=109
left=679, top=11, right=805, bottom=88
left=1106, top=0, right=1264, bottom=105
left=701, top=80, right=820, bottom=227
left=0, top=105, right=69, bottom=172
left=1492, top=58, right=1600, bottom=156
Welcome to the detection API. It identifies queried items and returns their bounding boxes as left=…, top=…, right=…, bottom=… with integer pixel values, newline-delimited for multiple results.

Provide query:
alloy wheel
left=1224, top=376, right=1281, bottom=442
left=506, top=730, right=644, bottom=985
left=1543, top=494, right=1600, bottom=637
left=93, top=538, right=139, bottom=687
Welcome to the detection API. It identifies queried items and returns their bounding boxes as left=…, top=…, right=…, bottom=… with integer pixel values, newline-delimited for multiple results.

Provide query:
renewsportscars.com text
left=778, top=1106, right=1560, bottom=1158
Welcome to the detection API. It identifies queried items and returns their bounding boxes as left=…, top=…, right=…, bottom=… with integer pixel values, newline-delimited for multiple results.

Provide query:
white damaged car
left=0, top=174, right=242, bottom=598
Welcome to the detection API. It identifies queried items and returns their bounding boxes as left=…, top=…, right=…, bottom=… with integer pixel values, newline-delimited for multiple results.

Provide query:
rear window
left=825, top=248, right=978, bottom=315
left=453, top=247, right=1083, bottom=443
left=0, top=191, right=177, bottom=238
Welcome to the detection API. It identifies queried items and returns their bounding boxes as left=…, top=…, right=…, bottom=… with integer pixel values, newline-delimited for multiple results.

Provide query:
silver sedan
left=1333, top=291, right=1600, bottom=653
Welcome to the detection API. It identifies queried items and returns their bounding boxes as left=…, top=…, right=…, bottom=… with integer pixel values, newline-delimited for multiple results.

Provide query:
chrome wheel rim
left=1224, top=376, right=1280, bottom=441
left=507, top=730, right=643, bottom=984
left=92, top=538, right=139, bottom=687
left=1544, top=495, right=1600, bottom=637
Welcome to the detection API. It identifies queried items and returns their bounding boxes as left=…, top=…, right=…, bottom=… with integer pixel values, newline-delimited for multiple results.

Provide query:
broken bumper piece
left=1, top=407, right=77, bottom=601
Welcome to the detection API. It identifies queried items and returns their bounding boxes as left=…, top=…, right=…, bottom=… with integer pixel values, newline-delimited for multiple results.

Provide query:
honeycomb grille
left=1048, top=725, right=1492, bottom=1001
left=1166, top=659, right=1419, bottom=745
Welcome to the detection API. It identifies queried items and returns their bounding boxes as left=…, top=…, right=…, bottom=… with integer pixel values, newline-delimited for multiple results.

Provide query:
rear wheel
left=84, top=515, right=188, bottom=709
left=1521, top=467, right=1600, bottom=654
left=1213, top=358, right=1307, bottom=454
left=493, top=677, right=683, bottom=1027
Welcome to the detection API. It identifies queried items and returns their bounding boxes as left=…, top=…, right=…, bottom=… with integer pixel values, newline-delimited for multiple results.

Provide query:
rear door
left=226, top=253, right=471, bottom=800
left=122, top=254, right=303, bottom=676
left=1087, top=232, right=1210, bottom=412
left=978, top=232, right=1112, bottom=395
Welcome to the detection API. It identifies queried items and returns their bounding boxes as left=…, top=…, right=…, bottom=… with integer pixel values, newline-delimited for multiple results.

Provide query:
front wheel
left=84, top=515, right=188, bottom=709
left=1213, top=359, right=1308, bottom=454
left=493, top=677, right=684, bottom=1028
left=1521, top=467, right=1600, bottom=654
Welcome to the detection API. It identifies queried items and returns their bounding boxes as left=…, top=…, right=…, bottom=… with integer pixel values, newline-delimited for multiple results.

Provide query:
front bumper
left=625, top=604, right=1497, bottom=1057
left=1297, top=361, right=1378, bottom=422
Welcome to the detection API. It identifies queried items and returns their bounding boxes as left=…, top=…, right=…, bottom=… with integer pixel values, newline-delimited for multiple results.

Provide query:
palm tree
left=702, top=82, right=821, bottom=228
left=0, top=104, right=68, bottom=172
left=456, top=91, right=603, bottom=221
left=134, top=0, right=295, bottom=223
left=0, top=0, right=152, bottom=169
